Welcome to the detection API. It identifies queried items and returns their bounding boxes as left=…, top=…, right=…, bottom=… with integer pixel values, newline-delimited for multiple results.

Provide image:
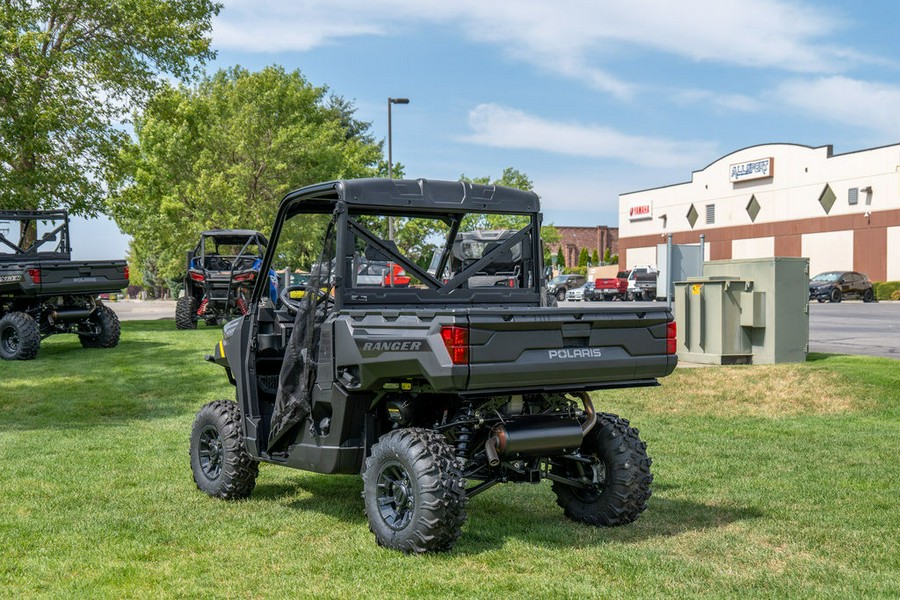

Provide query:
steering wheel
left=279, top=285, right=332, bottom=316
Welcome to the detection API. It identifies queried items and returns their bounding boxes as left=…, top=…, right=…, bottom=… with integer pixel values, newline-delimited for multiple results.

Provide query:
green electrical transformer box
left=674, top=257, right=809, bottom=365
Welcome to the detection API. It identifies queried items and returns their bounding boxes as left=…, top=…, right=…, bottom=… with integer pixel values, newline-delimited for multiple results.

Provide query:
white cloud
left=773, top=77, right=900, bottom=137
left=672, top=89, right=764, bottom=113
left=461, top=103, right=717, bottom=169
left=213, top=1, right=868, bottom=97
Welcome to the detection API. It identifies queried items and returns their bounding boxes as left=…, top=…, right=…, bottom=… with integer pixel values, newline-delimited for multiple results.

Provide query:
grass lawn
left=1, top=320, right=898, bottom=598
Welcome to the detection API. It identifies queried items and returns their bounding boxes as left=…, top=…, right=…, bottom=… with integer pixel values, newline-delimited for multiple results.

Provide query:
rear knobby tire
left=0, top=311, right=41, bottom=360
left=79, top=304, right=121, bottom=348
left=363, top=428, right=467, bottom=553
left=190, top=400, right=259, bottom=500
left=863, top=288, right=875, bottom=303
left=175, top=295, right=198, bottom=330
left=552, top=412, right=653, bottom=526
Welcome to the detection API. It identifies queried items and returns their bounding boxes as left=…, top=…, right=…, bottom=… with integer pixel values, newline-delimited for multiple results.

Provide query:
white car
left=565, top=282, right=591, bottom=302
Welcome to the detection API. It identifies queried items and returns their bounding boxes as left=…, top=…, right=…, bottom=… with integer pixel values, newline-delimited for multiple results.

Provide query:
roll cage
left=251, top=179, right=544, bottom=309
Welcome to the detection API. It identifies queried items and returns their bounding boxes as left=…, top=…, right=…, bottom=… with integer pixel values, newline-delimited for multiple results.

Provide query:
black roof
left=199, top=229, right=268, bottom=245
left=281, top=178, right=540, bottom=216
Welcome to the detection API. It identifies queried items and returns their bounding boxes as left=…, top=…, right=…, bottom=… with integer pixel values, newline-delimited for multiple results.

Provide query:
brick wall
left=550, top=226, right=619, bottom=267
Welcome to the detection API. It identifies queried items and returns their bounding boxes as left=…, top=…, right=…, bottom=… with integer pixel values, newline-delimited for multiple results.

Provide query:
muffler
left=484, top=393, right=597, bottom=467
left=50, top=307, right=95, bottom=322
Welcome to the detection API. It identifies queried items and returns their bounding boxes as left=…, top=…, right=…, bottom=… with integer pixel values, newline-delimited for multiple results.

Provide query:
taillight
left=189, top=271, right=205, bottom=282
left=666, top=320, right=677, bottom=354
left=27, top=268, right=41, bottom=284
left=440, top=325, right=469, bottom=365
left=124, top=265, right=130, bottom=281
left=233, top=272, right=255, bottom=282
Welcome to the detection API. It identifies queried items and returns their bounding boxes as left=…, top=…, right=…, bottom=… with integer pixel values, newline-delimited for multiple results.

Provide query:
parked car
left=356, top=260, right=410, bottom=287
left=547, top=274, right=586, bottom=301
left=594, top=270, right=630, bottom=301
left=566, top=281, right=595, bottom=302
left=809, top=271, right=875, bottom=303
left=626, top=266, right=658, bottom=301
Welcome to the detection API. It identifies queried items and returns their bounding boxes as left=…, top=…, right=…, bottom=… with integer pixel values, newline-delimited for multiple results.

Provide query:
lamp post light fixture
left=387, top=97, right=409, bottom=240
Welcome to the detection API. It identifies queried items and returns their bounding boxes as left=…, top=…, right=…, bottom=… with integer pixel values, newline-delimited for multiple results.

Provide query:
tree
left=578, top=248, right=589, bottom=267
left=603, top=247, right=612, bottom=264
left=108, top=66, right=382, bottom=280
left=0, top=0, right=221, bottom=216
left=591, top=249, right=599, bottom=265
left=556, top=247, right=565, bottom=268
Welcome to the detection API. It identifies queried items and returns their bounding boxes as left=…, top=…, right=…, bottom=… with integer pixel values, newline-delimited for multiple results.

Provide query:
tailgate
left=35, top=260, right=128, bottom=295
left=466, top=307, right=675, bottom=392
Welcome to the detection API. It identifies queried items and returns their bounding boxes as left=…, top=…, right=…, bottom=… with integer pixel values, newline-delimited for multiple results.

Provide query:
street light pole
left=387, top=97, right=409, bottom=240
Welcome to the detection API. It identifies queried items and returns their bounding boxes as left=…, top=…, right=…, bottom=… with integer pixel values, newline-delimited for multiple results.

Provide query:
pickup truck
left=627, top=266, right=658, bottom=301
left=0, top=210, right=128, bottom=360
left=188, top=179, right=676, bottom=553
left=593, top=269, right=629, bottom=301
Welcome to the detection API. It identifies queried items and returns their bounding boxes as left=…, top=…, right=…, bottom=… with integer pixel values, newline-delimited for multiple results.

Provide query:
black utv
left=189, top=179, right=677, bottom=553
left=175, top=230, right=276, bottom=329
left=0, top=210, right=127, bottom=360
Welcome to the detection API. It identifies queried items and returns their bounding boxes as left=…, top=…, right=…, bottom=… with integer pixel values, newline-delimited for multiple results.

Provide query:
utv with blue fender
left=175, top=230, right=277, bottom=328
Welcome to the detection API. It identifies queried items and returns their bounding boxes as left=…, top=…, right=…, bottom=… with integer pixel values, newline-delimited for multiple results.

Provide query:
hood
left=809, top=281, right=834, bottom=291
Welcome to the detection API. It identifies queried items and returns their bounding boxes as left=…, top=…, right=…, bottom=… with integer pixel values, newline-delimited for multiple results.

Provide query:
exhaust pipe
left=482, top=392, right=598, bottom=466
left=50, top=307, right=95, bottom=322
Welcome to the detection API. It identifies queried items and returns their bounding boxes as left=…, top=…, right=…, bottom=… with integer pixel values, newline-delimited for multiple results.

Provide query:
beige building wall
left=887, top=226, right=900, bottom=280
left=802, top=231, right=854, bottom=275
left=732, top=236, right=774, bottom=259
left=625, top=246, right=657, bottom=268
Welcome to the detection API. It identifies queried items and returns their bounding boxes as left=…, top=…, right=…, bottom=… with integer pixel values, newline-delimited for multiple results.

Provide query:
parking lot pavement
left=808, top=300, right=900, bottom=359
left=106, top=299, right=176, bottom=321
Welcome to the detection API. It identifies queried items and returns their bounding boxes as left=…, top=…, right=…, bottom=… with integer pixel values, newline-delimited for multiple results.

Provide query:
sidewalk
left=106, top=298, right=176, bottom=321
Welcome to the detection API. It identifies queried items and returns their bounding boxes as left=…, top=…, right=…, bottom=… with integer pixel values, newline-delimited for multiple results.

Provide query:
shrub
left=892, top=290, right=900, bottom=301
left=873, top=281, right=900, bottom=300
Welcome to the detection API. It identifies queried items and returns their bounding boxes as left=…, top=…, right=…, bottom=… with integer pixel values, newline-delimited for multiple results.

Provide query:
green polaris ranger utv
left=189, top=179, right=677, bottom=553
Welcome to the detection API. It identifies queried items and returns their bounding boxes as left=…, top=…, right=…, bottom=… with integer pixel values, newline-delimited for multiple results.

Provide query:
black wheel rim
left=375, top=462, right=415, bottom=530
left=560, top=457, right=608, bottom=502
left=198, top=425, right=225, bottom=480
left=1, top=325, right=19, bottom=354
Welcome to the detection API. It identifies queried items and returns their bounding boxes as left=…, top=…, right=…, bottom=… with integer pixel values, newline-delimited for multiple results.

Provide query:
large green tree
left=109, top=65, right=382, bottom=281
left=459, top=167, right=559, bottom=266
left=0, top=0, right=220, bottom=215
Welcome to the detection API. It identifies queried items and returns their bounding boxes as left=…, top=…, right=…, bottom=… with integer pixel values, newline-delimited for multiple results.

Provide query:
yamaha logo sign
left=628, top=200, right=652, bottom=221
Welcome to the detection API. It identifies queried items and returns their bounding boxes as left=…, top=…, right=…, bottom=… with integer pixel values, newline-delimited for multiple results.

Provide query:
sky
left=74, top=0, right=900, bottom=259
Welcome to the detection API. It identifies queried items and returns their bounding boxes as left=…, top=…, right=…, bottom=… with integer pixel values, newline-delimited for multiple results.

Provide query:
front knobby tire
left=175, top=295, right=198, bottom=330
left=830, top=288, right=842, bottom=303
left=79, top=304, right=121, bottom=348
left=363, top=428, right=467, bottom=553
left=0, top=311, right=41, bottom=360
left=190, top=400, right=259, bottom=500
left=552, top=412, right=653, bottom=527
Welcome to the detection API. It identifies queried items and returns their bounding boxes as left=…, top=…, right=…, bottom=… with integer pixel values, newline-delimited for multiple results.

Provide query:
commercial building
left=618, top=143, right=900, bottom=281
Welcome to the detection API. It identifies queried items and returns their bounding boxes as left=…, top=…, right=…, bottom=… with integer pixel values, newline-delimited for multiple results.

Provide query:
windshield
left=811, top=272, right=841, bottom=282
left=549, top=276, right=567, bottom=285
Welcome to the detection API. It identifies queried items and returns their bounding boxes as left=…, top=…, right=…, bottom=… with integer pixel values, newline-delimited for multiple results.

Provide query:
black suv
left=547, top=273, right=586, bottom=301
left=809, top=271, right=875, bottom=303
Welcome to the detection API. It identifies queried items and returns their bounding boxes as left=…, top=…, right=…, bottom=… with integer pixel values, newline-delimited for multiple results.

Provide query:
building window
left=848, top=187, right=858, bottom=205
left=705, top=204, right=715, bottom=225
left=746, top=195, right=761, bottom=222
left=818, top=184, right=836, bottom=214
left=686, top=204, right=699, bottom=229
